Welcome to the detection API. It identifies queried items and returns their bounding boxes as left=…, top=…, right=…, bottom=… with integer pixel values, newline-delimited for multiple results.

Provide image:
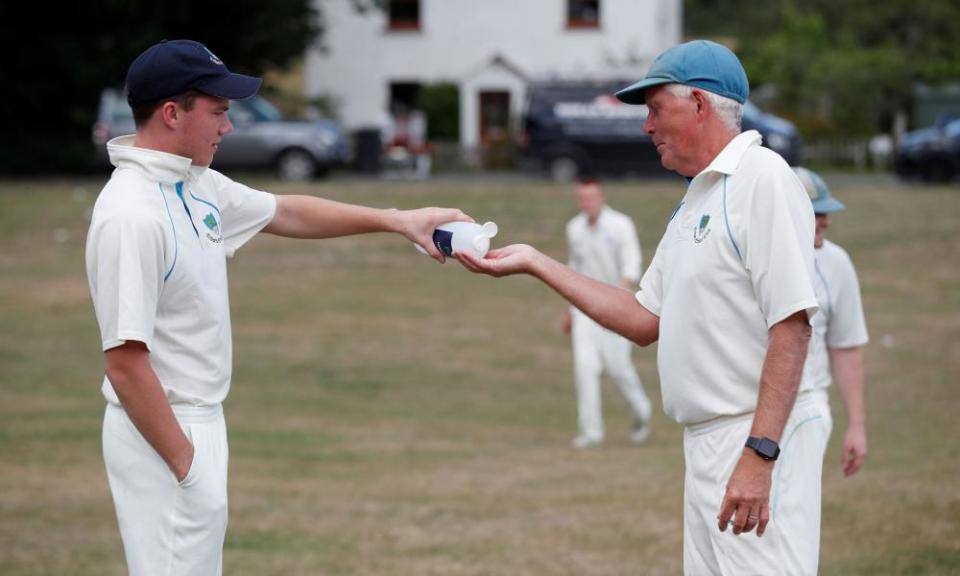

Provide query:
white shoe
left=572, top=435, right=603, bottom=449
left=631, top=419, right=651, bottom=444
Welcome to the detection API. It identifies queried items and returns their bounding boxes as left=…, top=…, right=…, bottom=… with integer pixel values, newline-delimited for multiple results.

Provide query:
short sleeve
left=635, top=238, right=664, bottom=317
left=86, top=213, right=166, bottom=351
left=826, top=252, right=869, bottom=348
left=743, top=169, right=819, bottom=327
left=211, top=171, right=277, bottom=257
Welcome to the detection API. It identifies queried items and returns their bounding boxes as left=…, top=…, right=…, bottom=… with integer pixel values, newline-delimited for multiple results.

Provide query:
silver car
left=92, top=88, right=350, bottom=180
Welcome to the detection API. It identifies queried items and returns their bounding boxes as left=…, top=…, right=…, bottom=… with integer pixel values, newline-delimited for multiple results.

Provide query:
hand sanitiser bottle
left=415, top=221, right=499, bottom=259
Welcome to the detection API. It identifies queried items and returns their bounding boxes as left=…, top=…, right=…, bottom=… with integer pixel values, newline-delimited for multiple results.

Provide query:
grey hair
left=664, top=84, right=743, bottom=132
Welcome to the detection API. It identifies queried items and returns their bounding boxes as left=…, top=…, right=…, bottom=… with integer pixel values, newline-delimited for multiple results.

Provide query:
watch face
left=758, top=438, right=778, bottom=458
left=747, top=436, right=780, bottom=460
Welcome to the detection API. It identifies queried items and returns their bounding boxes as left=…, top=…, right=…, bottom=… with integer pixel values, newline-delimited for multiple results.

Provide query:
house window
left=567, top=0, right=600, bottom=29
left=388, top=0, right=421, bottom=30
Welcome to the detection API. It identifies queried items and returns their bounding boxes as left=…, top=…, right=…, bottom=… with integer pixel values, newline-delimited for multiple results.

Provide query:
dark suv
left=92, top=88, right=350, bottom=180
left=894, top=117, right=960, bottom=182
left=518, top=81, right=803, bottom=181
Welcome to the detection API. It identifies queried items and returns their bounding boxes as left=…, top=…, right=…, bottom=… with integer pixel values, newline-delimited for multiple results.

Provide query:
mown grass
left=0, top=174, right=957, bottom=574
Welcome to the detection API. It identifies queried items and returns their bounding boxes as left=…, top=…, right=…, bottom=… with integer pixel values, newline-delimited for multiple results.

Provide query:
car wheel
left=922, top=159, right=954, bottom=183
left=549, top=156, right=579, bottom=183
left=276, top=149, right=317, bottom=181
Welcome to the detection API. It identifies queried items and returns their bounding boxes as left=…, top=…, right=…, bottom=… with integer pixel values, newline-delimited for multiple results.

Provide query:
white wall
left=306, top=0, right=682, bottom=147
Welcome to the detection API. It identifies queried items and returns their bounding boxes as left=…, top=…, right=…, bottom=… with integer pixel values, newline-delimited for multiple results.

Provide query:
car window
left=228, top=101, right=257, bottom=124
left=945, top=120, right=960, bottom=139
left=245, top=96, right=283, bottom=122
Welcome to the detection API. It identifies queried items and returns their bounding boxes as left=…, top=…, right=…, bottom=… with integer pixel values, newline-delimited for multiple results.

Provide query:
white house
left=305, top=0, right=682, bottom=154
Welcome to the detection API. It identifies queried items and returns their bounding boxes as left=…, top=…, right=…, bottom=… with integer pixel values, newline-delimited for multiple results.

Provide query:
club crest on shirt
left=694, top=213, right=711, bottom=243
left=203, top=212, right=223, bottom=243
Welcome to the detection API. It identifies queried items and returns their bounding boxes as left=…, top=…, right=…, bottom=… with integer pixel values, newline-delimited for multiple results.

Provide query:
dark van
left=518, top=81, right=802, bottom=181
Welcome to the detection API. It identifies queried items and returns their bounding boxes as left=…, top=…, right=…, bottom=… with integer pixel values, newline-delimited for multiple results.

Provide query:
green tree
left=684, top=0, right=960, bottom=136
left=1, top=1, right=322, bottom=173
left=418, top=83, right=460, bottom=141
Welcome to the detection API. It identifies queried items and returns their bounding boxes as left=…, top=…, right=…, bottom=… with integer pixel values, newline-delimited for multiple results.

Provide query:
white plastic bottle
left=415, top=221, right=498, bottom=259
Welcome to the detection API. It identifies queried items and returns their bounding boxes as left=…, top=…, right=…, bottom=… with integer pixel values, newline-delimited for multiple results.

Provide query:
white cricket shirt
left=566, top=206, right=642, bottom=286
left=636, top=131, right=819, bottom=425
left=801, top=239, right=869, bottom=391
left=86, top=135, right=277, bottom=406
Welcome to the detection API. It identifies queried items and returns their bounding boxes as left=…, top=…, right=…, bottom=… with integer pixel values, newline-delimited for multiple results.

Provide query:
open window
left=388, top=0, right=421, bottom=31
left=567, top=0, right=600, bottom=29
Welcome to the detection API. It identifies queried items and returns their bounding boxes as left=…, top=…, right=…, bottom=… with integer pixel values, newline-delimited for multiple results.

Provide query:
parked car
left=92, top=88, right=350, bottom=180
left=894, top=117, right=960, bottom=182
left=518, top=81, right=803, bottom=181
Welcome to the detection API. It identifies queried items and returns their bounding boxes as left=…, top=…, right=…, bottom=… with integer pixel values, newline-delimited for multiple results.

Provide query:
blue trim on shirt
left=189, top=189, right=221, bottom=218
left=668, top=201, right=684, bottom=223
left=175, top=181, right=200, bottom=238
left=722, top=175, right=743, bottom=261
left=158, top=183, right=178, bottom=282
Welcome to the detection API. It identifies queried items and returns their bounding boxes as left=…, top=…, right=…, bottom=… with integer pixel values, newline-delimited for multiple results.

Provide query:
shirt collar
left=699, top=130, right=763, bottom=177
left=106, top=135, right=208, bottom=183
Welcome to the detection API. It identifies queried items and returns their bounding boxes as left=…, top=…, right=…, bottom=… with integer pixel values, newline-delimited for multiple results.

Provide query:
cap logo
left=201, top=45, right=224, bottom=66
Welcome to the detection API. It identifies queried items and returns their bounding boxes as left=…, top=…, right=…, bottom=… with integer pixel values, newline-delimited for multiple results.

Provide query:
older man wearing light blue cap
left=454, top=39, right=823, bottom=575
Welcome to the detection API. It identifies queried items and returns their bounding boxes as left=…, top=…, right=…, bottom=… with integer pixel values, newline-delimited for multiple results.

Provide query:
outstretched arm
left=263, top=195, right=472, bottom=262
left=830, top=346, right=867, bottom=476
left=456, top=245, right=659, bottom=346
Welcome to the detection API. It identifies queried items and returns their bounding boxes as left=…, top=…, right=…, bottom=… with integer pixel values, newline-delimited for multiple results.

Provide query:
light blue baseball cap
left=794, top=167, right=845, bottom=214
left=616, top=40, right=749, bottom=105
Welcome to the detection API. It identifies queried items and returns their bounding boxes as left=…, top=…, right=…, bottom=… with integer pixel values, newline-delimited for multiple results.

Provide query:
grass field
left=1, top=174, right=958, bottom=575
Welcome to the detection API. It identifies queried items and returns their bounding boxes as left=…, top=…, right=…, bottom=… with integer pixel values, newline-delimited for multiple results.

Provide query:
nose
left=643, top=113, right=654, bottom=135
left=221, top=115, right=234, bottom=136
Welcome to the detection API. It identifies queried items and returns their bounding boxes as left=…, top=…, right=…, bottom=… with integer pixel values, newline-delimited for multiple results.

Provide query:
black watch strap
left=745, top=436, right=780, bottom=461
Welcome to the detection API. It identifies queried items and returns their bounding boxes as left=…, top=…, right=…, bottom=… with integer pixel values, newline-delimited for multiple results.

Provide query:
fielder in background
left=795, top=167, right=869, bottom=477
left=85, top=39, right=470, bottom=576
left=563, top=180, right=652, bottom=448
left=456, top=40, right=824, bottom=575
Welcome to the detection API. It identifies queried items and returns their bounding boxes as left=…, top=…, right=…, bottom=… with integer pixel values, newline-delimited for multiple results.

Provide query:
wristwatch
left=745, top=436, right=780, bottom=461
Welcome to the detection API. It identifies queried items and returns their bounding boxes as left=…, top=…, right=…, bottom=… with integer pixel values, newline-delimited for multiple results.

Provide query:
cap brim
left=812, top=197, right=845, bottom=214
left=615, top=76, right=675, bottom=105
left=196, top=73, right=262, bottom=101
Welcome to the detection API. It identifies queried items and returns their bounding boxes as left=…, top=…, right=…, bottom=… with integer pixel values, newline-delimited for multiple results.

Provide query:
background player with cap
left=456, top=40, right=823, bottom=575
left=562, top=179, right=652, bottom=448
left=795, top=167, right=870, bottom=477
left=85, top=39, right=471, bottom=575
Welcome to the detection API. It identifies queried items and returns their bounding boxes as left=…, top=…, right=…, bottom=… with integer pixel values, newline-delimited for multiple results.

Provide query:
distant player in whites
left=795, top=167, right=869, bottom=477
left=563, top=180, right=652, bottom=448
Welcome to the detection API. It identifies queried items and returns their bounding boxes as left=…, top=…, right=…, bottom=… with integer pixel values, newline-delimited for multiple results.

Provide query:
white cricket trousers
left=682, top=389, right=832, bottom=576
left=103, top=403, right=229, bottom=576
left=571, top=309, right=652, bottom=440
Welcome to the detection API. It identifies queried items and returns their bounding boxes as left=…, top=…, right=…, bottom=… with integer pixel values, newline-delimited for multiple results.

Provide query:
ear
left=158, top=101, right=181, bottom=130
left=691, top=89, right=709, bottom=121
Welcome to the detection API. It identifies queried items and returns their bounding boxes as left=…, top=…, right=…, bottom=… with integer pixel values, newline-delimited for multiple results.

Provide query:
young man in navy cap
left=86, top=39, right=471, bottom=575
left=794, top=167, right=869, bottom=478
left=457, top=40, right=822, bottom=574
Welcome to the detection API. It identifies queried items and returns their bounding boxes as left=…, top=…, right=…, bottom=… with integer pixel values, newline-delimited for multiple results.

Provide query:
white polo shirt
left=801, top=239, right=869, bottom=392
left=636, top=131, right=819, bottom=425
left=86, top=135, right=276, bottom=406
left=566, top=206, right=641, bottom=287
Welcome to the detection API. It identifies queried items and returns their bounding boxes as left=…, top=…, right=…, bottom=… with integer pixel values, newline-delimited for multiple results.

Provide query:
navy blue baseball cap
left=795, top=167, right=845, bottom=214
left=126, top=39, right=262, bottom=107
left=616, top=40, right=749, bottom=105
